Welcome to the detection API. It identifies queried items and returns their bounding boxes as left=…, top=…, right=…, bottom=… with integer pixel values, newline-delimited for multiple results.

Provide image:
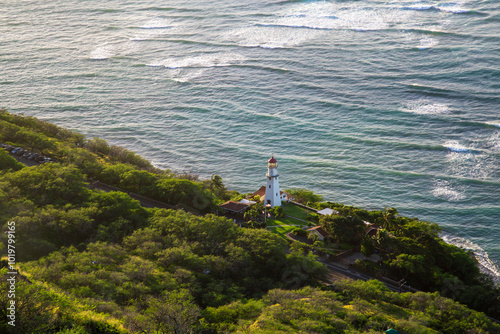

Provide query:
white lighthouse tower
left=264, top=156, right=281, bottom=207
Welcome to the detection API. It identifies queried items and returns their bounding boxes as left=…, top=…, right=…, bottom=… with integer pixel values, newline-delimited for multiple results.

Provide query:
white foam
left=441, top=233, right=500, bottom=284
left=230, top=1, right=415, bottom=49
left=228, top=25, right=322, bottom=49
left=486, top=121, right=500, bottom=128
left=444, top=140, right=473, bottom=153
left=431, top=179, right=466, bottom=201
left=418, top=36, right=439, bottom=49
left=338, top=8, right=390, bottom=31
left=445, top=150, right=494, bottom=179
left=152, top=52, right=246, bottom=69
left=271, top=2, right=340, bottom=30
left=484, top=132, right=500, bottom=153
left=90, top=45, right=114, bottom=60
left=404, top=4, right=435, bottom=11
left=168, top=68, right=207, bottom=83
left=272, top=2, right=404, bottom=31
left=403, top=1, right=470, bottom=14
left=436, top=2, right=470, bottom=14
left=403, top=99, right=449, bottom=115
left=139, top=17, right=173, bottom=29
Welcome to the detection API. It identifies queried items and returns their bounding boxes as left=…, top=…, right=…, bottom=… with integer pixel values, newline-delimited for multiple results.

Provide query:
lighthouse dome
left=268, top=156, right=278, bottom=168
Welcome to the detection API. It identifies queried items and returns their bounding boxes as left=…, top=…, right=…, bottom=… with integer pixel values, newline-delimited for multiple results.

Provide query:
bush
left=0, top=149, right=24, bottom=171
left=292, top=227, right=307, bottom=237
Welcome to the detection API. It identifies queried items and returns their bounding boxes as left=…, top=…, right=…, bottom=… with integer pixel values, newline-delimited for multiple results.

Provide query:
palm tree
left=377, top=206, right=399, bottom=231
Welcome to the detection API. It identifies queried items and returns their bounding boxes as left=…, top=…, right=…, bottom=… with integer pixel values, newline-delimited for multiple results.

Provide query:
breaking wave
left=403, top=99, right=449, bottom=115
left=441, top=233, right=500, bottom=284
left=148, top=52, right=246, bottom=69
left=431, top=179, right=466, bottom=201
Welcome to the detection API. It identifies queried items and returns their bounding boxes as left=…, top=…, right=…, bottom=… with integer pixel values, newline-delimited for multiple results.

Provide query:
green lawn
left=282, top=203, right=314, bottom=220
left=268, top=225, right=296, bottom=237
left=266, top=216, right=303, bottom=227
left=266, top=203, right=316, bottom=238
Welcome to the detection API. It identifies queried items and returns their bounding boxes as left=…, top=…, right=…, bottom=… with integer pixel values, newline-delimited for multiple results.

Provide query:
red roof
left=220, top=201, right=249, bottom=213
left=252, top=186, right=266, bottom=199
left=268, top=156, right=277, bottom=163
left=252, top=186, right=289, bottom=200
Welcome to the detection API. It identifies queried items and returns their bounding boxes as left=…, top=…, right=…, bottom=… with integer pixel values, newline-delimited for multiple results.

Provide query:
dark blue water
left=1, top=0, right=499, bottom=280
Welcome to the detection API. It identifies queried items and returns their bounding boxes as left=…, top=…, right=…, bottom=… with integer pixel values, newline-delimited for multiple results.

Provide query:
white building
left=251, top=156, right=289, bottom=207
left=264, top=156, right=283, bottom=207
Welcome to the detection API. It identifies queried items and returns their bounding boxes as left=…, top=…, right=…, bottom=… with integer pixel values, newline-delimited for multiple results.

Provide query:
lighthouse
left=264, top=156, right=281, bottom=207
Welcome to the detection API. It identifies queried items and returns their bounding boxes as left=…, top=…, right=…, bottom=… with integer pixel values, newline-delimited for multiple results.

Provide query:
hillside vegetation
left=1, top=110, right=499, bottom=333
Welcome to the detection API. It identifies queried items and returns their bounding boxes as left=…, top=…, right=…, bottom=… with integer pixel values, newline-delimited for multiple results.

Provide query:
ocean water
left=1, top=0, right=499, bottom=281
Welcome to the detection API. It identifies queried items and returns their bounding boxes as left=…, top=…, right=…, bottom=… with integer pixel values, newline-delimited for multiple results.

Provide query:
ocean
left=1, top=0, right=499, bottom=281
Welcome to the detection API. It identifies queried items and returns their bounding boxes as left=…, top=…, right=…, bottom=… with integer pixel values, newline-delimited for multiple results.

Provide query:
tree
left=89, top=191, right=150, bottom=243
left=321, top=214, right=365, bottom=244
left=361, top=237, right=375, bottom=259
left=3, top=163, right=90, bottom=206
left=156, top=178, right=214, bottom=213
left=16, top=129, right=55, bottom=154
left=120, top=169, right=157, bottom=194
left=142, top=291, right=201, bottom=334
left=376, top=206, right=401, bottom=232
left=210, top=174, right=227, bottom=199
left=0, top=149, right=24, bottom=171
left=243, top=203, right=263, bottom=223
left=0, top=272, right=57, bottom=333
left=285, top=188, right=323, bottom=206
left=389, top=253, right=426, bottom=279
left=271, top=206, right=284, bottom=218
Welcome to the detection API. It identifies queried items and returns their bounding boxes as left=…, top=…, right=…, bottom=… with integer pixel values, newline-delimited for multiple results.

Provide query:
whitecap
left=441, top=233, right=500, bottom=284
left=271, top=2, right=340, bottom=30
left=403, top=99, right=449, bottom=115
left=168, top=69, right=207, bottom=83
left=443, top=140, right=474, bottom=153
left=90, top=45, right=114, bottom=60
left=486, top=121, right=500, bottom=128
left=230, top=2, right=411, bottom=49
left=157, top=52, right=246, bottom=69
left=431, top=179, right=466, bottom=201
left=138, top=17, right=173, bottom=29
left=436, top=2, right=470, bottom=14
left=417, top=36, right=439, bottom=49
left=403, top=5, right=435, bottom=11
left=228, top=26, right=321, bottom=49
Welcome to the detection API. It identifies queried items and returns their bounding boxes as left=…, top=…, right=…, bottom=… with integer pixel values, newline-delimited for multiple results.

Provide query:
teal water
left=1, top=0, right=499, bottom=281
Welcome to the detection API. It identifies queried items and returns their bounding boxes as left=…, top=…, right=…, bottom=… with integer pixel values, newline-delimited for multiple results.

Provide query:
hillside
left=1, top=110, right=499, bottom=333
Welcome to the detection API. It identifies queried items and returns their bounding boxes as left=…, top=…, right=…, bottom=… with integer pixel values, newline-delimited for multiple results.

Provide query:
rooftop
left=220, top=201, right=249, bottom=213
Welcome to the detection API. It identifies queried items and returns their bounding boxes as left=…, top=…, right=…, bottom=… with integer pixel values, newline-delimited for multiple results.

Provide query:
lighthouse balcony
left=266, top=173, right=279, bottom=178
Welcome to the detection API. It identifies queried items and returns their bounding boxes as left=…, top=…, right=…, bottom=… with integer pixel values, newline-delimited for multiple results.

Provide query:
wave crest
left=441, top=233, right=500, bottom=284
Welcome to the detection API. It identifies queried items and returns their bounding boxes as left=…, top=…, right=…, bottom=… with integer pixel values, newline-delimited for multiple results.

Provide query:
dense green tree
left=360, top=236, right=375, bottom=259
left=2, top=163, right=90, bottom=206
left=285, top=188, right=323, bottom=206
left=0, top=149, right=24, bottom=172
left=0, top=275, right=57, bottom=333
left=88, top=191, right=150, bottom=243
left=376, top=206, right=401, bottom=232
left=156, top=178, right=214, bottom=213
left=119, top=169, right=157, bottom=194
left=321, top=214, right=365, bottom=244
left=143, top=290, right=201, bottom=334
left=16, top=129, right=55, bottom=154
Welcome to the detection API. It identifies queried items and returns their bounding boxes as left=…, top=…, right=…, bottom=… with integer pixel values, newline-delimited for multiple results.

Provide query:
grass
left=282, top=203, right=314, bottom=220
left=266, top=203, right=316, bottom=239
left=267, top=215, right=304, bottom=227
left=268, top=225, right=296, bottom=237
